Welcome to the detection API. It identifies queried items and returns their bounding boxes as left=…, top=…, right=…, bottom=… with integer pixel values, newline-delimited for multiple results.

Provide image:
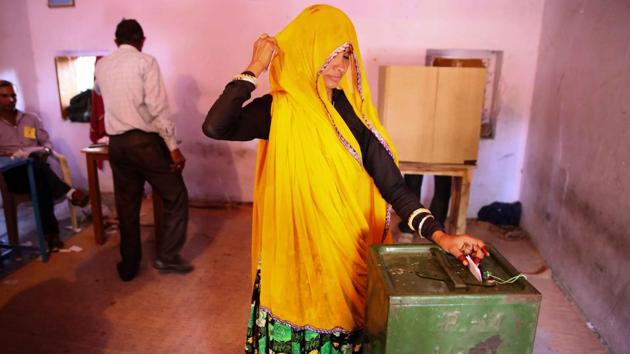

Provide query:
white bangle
left=407, top=208, right=431, bottom=231
left=417, top=214, right=435, bottom=238
left=232, top=73, right=258, bottom=87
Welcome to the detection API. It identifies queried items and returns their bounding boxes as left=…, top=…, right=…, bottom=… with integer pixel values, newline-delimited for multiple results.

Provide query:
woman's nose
left=332, top=63, right=345, bottom=73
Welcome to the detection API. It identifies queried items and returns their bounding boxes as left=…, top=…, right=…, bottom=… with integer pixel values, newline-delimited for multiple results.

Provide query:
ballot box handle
left=432, top=248, right=467, bottom=289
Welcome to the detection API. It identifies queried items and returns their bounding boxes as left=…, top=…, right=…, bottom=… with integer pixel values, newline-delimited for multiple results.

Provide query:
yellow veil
left=252, top=4, right=398, bottom=332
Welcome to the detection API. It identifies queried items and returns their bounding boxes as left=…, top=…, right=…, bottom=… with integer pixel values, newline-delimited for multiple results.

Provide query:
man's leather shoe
left=153, top=259, right=194, bottom=274
left=117, top=261, right=139, bottom=282
left=46, top=234, right=64, bottom=252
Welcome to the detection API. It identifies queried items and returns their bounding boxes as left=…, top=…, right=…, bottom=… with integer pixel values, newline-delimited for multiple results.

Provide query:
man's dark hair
left=0, top=80, right=14, bottom=89
left=115, top=18, right=145, bottom=45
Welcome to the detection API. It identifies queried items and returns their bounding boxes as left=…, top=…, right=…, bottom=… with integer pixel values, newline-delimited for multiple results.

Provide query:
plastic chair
left=0, top=150, right=80, bottom=247
left=51, top=150, right=80, bottom=232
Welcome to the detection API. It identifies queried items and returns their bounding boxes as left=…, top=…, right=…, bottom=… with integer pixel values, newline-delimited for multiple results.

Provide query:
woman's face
left=321, top=48, right=352, bottom=91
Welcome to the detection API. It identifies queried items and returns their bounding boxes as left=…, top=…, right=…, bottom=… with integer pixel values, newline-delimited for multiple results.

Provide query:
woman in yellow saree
left=203, top=5, right=488, bottom=353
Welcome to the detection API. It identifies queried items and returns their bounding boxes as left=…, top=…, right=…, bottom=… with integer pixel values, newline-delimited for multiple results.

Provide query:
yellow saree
left=252, top=4, right=398, bottom=333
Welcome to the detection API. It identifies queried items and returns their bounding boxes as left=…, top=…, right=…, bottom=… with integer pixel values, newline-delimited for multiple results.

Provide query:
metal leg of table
left=26, top=159, right=49, bottom=262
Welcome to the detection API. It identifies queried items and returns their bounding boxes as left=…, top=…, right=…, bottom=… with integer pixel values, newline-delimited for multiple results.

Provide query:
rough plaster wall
left=521, top=1, right=630, bottom=352
left=0, top=1, right=39, bottom=113
left=3, top=0, right=543, bottom=214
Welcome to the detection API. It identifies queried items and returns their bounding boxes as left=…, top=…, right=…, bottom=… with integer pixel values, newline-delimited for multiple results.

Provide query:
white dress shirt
left=94, top=44, right=177, bottom=150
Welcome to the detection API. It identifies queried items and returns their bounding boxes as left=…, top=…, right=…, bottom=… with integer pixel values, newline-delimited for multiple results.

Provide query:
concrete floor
left=0, top=200, right=610, bottom=353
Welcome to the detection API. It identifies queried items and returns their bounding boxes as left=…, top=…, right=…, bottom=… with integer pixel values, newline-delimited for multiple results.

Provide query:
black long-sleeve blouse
left=203, top=80, right=443, bottom=240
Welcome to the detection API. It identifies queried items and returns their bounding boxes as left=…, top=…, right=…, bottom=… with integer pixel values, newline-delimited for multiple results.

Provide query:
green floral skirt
left=245, top=270, right=363, bottom=354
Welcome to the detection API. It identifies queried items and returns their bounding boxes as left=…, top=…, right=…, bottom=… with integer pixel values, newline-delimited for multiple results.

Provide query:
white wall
left=2, top=0, right=544, bottom=215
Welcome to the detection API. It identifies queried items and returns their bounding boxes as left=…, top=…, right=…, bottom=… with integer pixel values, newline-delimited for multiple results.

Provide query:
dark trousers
left=3, top=159, right=71, bottom=236
left=108, top=130, right=188, bottom=266
left=404, top=174, right=452, bottom=225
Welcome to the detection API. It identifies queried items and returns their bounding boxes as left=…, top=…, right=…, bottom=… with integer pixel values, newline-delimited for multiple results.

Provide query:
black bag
left=477, top=201, right=522, bottom=227
left=68, top=89, right=92, bottom=123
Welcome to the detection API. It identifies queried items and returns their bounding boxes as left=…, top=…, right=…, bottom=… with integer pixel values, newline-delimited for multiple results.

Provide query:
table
left=82, top=146, right=162, bottom=245
left=398, top=161, right=475, bottom=235
left=0, top=157, right=49, bottom=262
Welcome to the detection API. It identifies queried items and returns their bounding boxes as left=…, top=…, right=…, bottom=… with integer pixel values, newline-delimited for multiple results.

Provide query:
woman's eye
left=343, top=55, right=350, bottom=60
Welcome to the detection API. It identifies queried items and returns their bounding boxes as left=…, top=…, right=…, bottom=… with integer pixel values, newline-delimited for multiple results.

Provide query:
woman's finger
left=457, top=254, right=468, bottom=266
left=459, top=242, right=472, bottom=255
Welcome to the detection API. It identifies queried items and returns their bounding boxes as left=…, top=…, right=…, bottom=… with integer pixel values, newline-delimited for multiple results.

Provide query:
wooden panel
left=54, top=56, right=77, bottom=118
left=378, top=66, right=485, bottom=164
left=432, top=67, right=486, bottom=163
left=378, top=66, right=437, bottom=162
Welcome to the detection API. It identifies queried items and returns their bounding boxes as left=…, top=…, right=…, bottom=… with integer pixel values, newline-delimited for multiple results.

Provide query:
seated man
left=0, top=80, right=89, bottom=251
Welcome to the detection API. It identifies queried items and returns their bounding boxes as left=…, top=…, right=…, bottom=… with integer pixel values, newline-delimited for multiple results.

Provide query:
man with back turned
left=95, top=19, right=192, bottom=281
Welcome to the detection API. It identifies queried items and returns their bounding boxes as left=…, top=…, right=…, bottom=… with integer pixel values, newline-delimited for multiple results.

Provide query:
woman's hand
left=245, top=33, right=278, bottom=77
left=431, top=230, right=490, bottom=265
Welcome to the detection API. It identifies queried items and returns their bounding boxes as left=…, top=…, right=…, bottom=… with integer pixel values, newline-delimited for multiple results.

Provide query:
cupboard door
left=433, top=67, right=485, bottom=163
left=378, top=66, right=437, bottom=162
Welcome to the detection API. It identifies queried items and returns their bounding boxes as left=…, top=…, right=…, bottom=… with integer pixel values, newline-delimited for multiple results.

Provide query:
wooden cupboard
left=378, top=66, right=486, bottom=164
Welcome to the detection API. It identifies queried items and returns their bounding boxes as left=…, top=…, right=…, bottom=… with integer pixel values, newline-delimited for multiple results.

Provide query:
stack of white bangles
left=407, top=208, right=434, bottom=238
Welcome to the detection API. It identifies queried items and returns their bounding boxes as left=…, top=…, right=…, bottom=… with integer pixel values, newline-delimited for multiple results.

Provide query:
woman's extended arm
left=333, top=90, right=489, bottom=263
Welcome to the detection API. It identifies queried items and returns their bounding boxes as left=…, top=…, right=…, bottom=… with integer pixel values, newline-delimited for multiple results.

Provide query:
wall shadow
left=170, top=74, right=244, bottom=206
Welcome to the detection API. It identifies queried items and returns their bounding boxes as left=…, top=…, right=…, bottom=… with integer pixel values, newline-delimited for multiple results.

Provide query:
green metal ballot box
left=365, top=244, right=541, bottom=354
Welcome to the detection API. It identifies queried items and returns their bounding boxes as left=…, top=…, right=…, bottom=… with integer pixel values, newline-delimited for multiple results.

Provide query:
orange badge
left=23, top=126, right=36, bottom=139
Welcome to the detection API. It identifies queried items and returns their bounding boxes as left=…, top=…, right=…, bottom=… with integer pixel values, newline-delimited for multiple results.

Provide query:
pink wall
left=521, top=1, right=630, bottom=352
left=3, top=0, right=543, bottom=215
left=0, top=1, right=39, bottom=115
